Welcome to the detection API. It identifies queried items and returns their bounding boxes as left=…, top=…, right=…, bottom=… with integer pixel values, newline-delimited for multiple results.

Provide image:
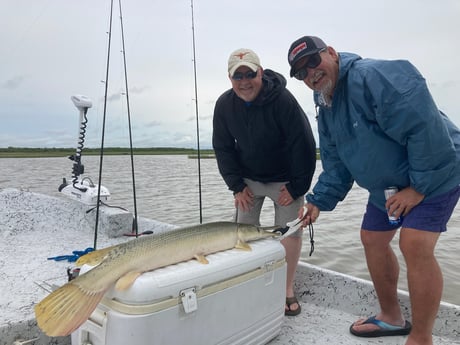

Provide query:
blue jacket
left=213, top=69, right=317, bottom=199
left=307, top=52, right=460, bottom=211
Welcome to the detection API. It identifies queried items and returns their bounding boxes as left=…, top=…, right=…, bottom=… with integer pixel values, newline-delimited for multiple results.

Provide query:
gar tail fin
left=34, top=281, right=107, bottom=336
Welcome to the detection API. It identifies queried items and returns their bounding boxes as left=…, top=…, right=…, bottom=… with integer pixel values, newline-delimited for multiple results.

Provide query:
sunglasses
left=293, top=48, right=326, bottom=80
left=231, top=70, right=258, bottom=81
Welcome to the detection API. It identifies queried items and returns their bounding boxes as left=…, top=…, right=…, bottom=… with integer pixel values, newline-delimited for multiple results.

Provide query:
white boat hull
left=1, top=189, right=459, bottom=345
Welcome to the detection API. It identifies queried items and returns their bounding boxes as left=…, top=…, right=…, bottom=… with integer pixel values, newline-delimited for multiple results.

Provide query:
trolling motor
left=58, top=95, right=110, bottom=205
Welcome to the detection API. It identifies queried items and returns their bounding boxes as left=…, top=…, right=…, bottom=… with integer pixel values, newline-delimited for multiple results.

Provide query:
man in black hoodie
left=212, top=48, right=317, bottom=316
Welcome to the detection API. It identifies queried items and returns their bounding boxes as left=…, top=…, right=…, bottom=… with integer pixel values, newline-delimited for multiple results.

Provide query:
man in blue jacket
left=288, top=36, right=460, bottom=344
left=213, top=48, right=317, bottom=316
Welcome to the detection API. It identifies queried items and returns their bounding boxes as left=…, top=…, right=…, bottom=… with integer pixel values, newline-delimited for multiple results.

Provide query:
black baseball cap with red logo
left=288, top=36, right=327, bottom=77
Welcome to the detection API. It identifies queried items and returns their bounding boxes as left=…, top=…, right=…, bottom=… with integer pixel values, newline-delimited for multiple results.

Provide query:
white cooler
left=71, top=238, right=287, bottom=345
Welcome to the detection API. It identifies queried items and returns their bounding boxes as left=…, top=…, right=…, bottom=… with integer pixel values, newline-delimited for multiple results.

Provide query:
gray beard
left=317, top=80, right=333, bottom=108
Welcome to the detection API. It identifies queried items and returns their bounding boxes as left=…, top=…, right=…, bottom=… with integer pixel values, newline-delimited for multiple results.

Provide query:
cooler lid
left=101, top=238, right=285, bottom=304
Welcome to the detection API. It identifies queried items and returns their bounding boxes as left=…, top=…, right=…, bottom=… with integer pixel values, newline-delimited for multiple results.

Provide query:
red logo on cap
left=234, top=52, right=250, bottom=60
left=289, top=42, right=307, bottom=62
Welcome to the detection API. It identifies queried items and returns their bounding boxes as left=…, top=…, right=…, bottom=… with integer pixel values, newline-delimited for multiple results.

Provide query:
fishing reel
left=58, top=95, right=110, bottom=205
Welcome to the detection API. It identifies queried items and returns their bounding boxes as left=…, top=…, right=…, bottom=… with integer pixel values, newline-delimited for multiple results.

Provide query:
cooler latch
left=180, top=287, right=197, bottom=313
left=263, top=260, right=275, bottom=285
left=263, top=260, right=275, bottom=272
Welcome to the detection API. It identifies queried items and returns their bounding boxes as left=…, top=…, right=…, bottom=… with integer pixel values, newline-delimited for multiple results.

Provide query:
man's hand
left=234, top=186, right=254, bottom=212
left=385, top=186, right=425, bottom=219
left=278, top=184, right=293, bottom=206
left=299, top=202, right=320, bottom=227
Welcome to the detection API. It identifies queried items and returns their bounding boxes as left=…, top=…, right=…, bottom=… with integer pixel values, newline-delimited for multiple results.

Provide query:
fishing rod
left=94, top=0, right=139, bottom=243
left=190, top=0, right=203, bottom=224
left=92, top=0, right=115, bottom=249
left=118, top=0, right=139, bottom=236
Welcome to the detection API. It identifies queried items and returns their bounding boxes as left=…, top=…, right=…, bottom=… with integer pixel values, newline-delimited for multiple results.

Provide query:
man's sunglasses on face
left=232, top=70, right=258, bottom=81
left=293, top=48, right=326, bottom=81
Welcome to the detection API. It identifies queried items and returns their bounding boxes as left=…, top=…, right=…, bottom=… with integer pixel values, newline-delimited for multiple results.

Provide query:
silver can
left=384, top=186, right=398, bottom=200
left=384, top=186, right=400, bottom=225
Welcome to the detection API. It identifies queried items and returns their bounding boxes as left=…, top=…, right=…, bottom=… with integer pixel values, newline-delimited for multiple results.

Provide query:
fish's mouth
left=261, top=225, right=301, bottom=239
left=260, top=226, right=287, bottom=236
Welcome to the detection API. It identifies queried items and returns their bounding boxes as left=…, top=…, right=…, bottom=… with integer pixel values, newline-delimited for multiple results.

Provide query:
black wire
left=86, top=201, right=129, bottom=214
left=72, top=110, right=88, bottom=192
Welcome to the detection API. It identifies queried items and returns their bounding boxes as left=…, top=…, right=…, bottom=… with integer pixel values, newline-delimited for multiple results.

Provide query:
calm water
left=1, top=155, right=459, bottom=305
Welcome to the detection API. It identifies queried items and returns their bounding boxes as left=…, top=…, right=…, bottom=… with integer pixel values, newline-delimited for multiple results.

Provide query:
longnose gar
left=35, top=221, right=284, bottom=337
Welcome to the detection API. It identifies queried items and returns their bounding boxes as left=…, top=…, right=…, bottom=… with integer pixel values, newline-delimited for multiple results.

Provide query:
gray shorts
left=235, top=178, right=304, bottom=237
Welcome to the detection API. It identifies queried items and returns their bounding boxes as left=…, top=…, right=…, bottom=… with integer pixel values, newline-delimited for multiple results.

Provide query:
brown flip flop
left=285, top=296, right=301, bottom=316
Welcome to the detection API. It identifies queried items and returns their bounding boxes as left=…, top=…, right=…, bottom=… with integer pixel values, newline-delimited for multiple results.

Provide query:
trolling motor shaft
left=58, top=95, right=110, bottom=205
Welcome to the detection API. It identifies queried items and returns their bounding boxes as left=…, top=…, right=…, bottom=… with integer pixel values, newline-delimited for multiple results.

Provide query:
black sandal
left=285, top=296, right=301, bottom=316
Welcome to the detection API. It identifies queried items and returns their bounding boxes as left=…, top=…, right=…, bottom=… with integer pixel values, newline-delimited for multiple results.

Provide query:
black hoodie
left=212, top=69, right=316, bottom=199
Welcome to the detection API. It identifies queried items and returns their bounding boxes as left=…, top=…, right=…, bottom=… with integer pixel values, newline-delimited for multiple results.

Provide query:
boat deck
left=271, top=301, right=457, bottom=344
left=1, top=188, right=459, bottom=345
left=269, top=262, right=460, bottom=345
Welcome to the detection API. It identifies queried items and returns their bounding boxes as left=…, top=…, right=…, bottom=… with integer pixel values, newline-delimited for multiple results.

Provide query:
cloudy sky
left=1, top=0, right=459, bottom=149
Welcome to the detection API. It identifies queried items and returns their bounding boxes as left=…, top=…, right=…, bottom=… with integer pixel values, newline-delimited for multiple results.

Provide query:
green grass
left=0, top=147, right=215, bottom=158
left=0, top=147, right=320, bottom=159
